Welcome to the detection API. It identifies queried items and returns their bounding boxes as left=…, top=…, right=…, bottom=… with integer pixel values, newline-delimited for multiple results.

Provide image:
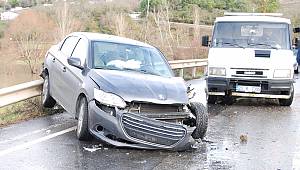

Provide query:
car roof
left=69, top=32, right=153, bottom=48
left=215, top=16, right=291, bottom=24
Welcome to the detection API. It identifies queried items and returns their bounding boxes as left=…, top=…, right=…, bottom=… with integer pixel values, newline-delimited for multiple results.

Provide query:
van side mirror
left=202, top=35, right=210, bottom=47
left=294, top=27, right=300, bottom=33
left=68, top=58, right=83, bottom=69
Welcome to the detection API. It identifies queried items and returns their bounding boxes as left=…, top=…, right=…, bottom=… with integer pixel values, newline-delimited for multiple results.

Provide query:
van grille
left=231, top=68, right=268, bottom=78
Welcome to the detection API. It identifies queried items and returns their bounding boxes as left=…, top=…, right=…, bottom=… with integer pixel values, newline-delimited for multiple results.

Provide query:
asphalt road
left=0, top=77, right=300, bottom=170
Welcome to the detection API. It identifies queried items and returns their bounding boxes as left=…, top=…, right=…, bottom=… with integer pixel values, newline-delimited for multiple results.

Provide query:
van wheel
left=42, top=74, right=56, bottom=108
left=77, top=97, right=92, bottom=140
left=222, top=95, right=235, bottom=105
left=207, top=95, right=217, bottom=104
left=189, top=102, right=208, bottom=140
left=295, top=67, right=299, bottom=74
left=279, top=85, right=294, bottom=106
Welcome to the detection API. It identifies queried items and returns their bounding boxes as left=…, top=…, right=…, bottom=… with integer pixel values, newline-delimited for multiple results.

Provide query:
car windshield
left=211, top=22, right=290, bottom=50
left=92, top=41, right=173, bottom=77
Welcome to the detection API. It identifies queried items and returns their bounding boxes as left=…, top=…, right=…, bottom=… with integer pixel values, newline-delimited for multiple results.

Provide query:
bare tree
left=113, top=13, right=127, bottom=37
left=8, top=10, right=55, bottom=74
left=52, top=0, right=82, bottom=42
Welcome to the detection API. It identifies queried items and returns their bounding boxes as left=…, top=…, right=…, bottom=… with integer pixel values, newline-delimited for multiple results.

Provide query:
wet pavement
left=0, top=77, right=300, bottom=170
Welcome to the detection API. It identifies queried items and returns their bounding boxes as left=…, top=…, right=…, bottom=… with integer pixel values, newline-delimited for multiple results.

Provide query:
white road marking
left=0, top=126, right=76, bottom=157
left=0, top=123, right=68, bottom=144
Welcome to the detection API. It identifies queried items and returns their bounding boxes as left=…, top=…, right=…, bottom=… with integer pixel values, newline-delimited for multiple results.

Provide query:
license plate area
left=236, top=85, right=261, bottom=93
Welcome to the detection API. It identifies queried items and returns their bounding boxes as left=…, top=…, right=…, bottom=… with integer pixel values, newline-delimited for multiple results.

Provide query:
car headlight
left=209, top=67, right=226, bottom=76
left=94, top=88, right=126, bottom=108
left=273, top=69, right=291, bottom=78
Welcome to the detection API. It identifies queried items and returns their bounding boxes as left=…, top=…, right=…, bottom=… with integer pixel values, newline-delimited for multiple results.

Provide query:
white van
left=202, top=13, right=294, bottom=106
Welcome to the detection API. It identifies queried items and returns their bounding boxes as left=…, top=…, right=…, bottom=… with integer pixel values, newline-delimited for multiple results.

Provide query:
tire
left=77, top=97, right=92, bottom=140
left=295, top=67, right=299, bottom=74
left=279, top=85, right=294, bottom=106
left=42, top=74, right=56, bottom=108
left=207, top=95, right=217, bottom=104
left=222, top=95, right=235, bottom=105
left=189, top=102, right=208, bottom=140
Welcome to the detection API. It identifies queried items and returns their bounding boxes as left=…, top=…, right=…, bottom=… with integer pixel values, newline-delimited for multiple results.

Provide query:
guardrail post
left=179, top=68, right=184, bottom=77
left=192, top=67, right=196, bottom=78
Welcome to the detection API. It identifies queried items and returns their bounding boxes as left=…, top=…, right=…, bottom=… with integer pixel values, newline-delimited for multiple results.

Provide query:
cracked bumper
left=88, top=100, right=196, bottom=151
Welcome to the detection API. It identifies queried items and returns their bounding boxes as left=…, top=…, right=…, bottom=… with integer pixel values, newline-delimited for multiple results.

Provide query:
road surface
left=0, top=77, right=300, bottom=170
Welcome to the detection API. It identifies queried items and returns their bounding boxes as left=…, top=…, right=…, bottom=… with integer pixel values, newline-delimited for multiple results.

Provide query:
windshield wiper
left=94, top=66, right=121, bottom=70
left=217, top=42, right=245, bottom=48
left=123, top=68, right=160, bottom=76
left=247, top=43, right=278, bottom=49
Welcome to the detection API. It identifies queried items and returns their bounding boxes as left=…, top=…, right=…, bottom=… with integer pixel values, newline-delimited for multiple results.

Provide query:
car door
left=54, top=36, right=80, bottom=110
left=60, top=38, right=89, bottom=114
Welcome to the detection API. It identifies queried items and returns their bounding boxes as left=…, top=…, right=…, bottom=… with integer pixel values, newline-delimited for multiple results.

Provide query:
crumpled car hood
left=90, top=69, right=189, bottom=104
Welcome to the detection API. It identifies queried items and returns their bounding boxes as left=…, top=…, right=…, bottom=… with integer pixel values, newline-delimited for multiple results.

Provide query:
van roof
left=215, top=15, right=291, bottom=24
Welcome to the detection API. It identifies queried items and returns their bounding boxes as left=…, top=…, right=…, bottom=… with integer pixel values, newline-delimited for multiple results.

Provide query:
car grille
left=122, top=113, right=186, bottom=146
left=128, top=103, right=180, bottom=113
left=126, top=103, right=190, bottom=121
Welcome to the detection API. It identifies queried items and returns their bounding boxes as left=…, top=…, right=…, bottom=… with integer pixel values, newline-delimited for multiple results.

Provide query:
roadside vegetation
left=0, top=97, right=63, bottom=126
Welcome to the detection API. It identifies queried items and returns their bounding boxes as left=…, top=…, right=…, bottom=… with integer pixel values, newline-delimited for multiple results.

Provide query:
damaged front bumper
left=88, top=100, right=196, bottom=151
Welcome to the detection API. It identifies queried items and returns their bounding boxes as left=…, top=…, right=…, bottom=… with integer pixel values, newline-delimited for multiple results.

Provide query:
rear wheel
left=42, top=74, right=56, bottom=108
left=77, top=97, right=92, bottom=140
left=222, top=95, right=235, bottom=105
left=207, top=95, right=217, bottom=104
left=279, top=85, right=294, bottom=106
left=189, top=102, right=208, bottom=140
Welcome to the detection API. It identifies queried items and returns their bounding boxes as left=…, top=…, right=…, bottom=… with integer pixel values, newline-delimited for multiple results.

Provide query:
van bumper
left=207, top=77, right=293, bottom=99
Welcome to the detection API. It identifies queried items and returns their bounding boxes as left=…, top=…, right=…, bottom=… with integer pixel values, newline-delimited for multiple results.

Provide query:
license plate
left=236, top=85, right=261, bottom=93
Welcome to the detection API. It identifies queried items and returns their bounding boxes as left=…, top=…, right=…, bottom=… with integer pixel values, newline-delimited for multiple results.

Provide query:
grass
left=0, top=21, right=7, bottom=39
left=0, top=97, right=62, bottom=127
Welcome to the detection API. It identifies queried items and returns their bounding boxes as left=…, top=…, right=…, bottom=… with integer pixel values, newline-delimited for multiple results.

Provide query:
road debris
left=83, top=145, right=101, bottom=152
left=240, top=134, right=248, bottom=143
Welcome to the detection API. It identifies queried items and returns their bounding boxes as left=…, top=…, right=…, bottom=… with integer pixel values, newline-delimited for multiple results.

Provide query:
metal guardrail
left=0, top=59, right=208, bottom=108
left=169, top=59, right=208, bottom=77
left=0, top=79, right=44, bottom=108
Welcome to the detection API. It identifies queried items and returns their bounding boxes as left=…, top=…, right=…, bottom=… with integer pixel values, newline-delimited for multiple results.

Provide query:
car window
left=60, top=36, right=79, bottom=57
left=72, top=39, right=87, bottom=64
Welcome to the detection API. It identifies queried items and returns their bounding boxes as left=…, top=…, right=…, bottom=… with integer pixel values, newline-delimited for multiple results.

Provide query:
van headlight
left=209, top=67, right=226, bottom=76
left=94, top=88, right=126, bottom=108
left=273, top=69, right=291, bottom=78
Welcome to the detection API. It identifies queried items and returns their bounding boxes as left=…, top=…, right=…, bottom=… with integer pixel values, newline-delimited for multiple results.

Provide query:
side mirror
left=294, top=27, right=300, bottom=33
left=202, top=35, right=210, bottom=47
left=67, top=58, right=83, bottom=69
left=296, top=38, right=300, bottom=49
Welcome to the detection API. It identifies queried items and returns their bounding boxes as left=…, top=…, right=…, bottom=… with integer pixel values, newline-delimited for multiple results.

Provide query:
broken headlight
left=94, top=88, right=126, bottom=108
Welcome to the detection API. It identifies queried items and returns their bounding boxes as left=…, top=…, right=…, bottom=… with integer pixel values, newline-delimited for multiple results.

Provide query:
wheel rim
left=77, top=103, right=84, bottom=136
left=42, top=77, right=49, bottom=104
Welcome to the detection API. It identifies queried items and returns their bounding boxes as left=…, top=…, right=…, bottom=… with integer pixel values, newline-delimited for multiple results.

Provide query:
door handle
left=52, top=58, right=55, bottom=62
left=62, top=67, right=66, bottom=72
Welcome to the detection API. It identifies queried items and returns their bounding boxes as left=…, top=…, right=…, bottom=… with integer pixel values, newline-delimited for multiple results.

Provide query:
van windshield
left=212, top=22, right=290, bottom=50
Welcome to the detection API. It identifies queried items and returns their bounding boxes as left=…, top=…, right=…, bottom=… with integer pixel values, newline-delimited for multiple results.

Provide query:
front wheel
left=189, top=102, right=208, bottom=140
left=295, top=66, right=299, bottom=74
left=279, top=85, right=294, bottom=106
left=77, top=97, right=92, bottom=140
